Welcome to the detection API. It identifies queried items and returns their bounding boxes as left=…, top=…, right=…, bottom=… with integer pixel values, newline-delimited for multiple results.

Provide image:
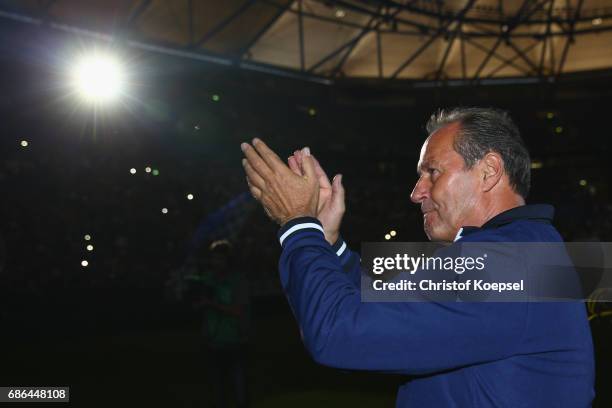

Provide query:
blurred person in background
left=192, top=239, right=250, bottom=408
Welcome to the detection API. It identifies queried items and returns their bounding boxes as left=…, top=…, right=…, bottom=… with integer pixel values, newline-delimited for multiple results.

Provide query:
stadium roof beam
left=390, top=32, right=437, bottom=79
left=260, top=0, right=380, bottom=31
left=192, top=0, right=256, bottom=48
left=307, top=3, right=401, bottom=75
left=507, top=39, right=538, bottom=74
left=391, top=0, right=477, bottom=79
left=435, top=22, right=462, bottom=80
left=548, top=32, right=556, bottom=74
left=538, top=0, right=555, bottom=76
left=557, top=0, right=585, bottom=76
left=472, top=36, right=503, bottom=80
left=443, top=24, right=612, bottom=38
left=240, top=0, right=292, bottom=58
left=330, top=5, right=384, bottom=77
left=331, top=0, right=436, bottom=33
left=497, top=0, right=504, bottom=19
left=462, top=37, right=535, bottom=78
left=460, top=31, right=467, bottom=79
left=469, top=0, right=546, bottom=81
left=365, top=0, right=611, bottom=26
left=486, top=40, right=539, bottom=78
left=307, top=12, right=379, bottom=73
left=257, top=0, right=612, bottom=39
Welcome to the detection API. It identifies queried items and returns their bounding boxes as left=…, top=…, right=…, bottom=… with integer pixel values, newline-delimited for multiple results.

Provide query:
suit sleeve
left=330, top=236, right=361, bottom=287
left=277, top=217, right=528, bottom=375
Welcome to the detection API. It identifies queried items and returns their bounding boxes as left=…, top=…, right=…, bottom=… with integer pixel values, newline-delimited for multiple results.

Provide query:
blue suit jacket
left=277, top=204, right=594, bottom=407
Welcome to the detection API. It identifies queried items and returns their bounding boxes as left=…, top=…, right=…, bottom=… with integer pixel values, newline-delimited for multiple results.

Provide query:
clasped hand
left=241, top=138, right=345, bottom=245
left=241, top=138, right=319, bottom=226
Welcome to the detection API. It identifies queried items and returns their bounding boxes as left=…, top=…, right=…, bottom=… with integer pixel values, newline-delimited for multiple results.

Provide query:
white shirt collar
left=453, top=227, right=464, bottom=242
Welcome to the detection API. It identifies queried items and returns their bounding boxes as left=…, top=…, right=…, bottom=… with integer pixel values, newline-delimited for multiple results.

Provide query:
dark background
left=0, top=18, right=610, bottom=407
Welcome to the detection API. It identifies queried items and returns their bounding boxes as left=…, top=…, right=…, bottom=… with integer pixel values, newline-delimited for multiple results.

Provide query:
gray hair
left=426, top=107, right=531, bottom=199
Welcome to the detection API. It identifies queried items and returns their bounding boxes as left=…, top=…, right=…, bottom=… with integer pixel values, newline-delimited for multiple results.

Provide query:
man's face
left=410, top=123, right=482, bottom=242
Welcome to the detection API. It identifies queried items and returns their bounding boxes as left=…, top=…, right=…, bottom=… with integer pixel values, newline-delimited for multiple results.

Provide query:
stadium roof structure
left=2, top=0, right=612, bottom=84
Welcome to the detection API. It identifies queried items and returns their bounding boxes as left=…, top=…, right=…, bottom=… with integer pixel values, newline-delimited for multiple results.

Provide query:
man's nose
left=410, top=177, right=430, bottom=204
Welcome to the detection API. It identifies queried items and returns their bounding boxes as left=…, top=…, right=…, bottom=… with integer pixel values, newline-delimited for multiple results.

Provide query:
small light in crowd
left=130, top=168, right=137, bottom=174
left=161, top=207, right=168, bottom=214
left=555, top=126, right=563, bottom=134
left=531, top=161, right=543, bottom=169
left=501, top=24, right=509, bottom=32
left=308, top=107, right=317, bottom=116
left=145, top=167, right=152, bottom=173
left=546, top=112, right=554, bottom=119
left=187, top=193, right=194, bottom=200
left=194, top=124, right=200, bottom=131
left=592, top=18, right=603, bottom=26
left=152, top=169, right=160, bottom=176
left=84, top=234, right=91, bottom=241
left=212, top=94, right=220, bottom=102
left=390, top=230, right=397, bottom=237
left=20, top=140, right=29, bottom=147
left=385, top=234, right=391, bottom=240
left=579, top=179, right=587, bottom=187
left=87, top=244, right=94, bottom=251
left=81, top=260, right=89, bottom=267
left=335, top=9, right=346, bottom=18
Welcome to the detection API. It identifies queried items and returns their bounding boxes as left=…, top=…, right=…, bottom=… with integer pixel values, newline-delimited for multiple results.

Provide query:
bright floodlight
left=72, top=53, right=125, bottom=103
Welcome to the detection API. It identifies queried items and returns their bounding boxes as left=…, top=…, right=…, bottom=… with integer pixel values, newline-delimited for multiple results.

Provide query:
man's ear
left=480, top=152, right=504, bottom=192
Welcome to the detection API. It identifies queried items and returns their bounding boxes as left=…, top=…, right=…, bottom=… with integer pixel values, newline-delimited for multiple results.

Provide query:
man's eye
left=428, top=168, right=438, bottom=175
